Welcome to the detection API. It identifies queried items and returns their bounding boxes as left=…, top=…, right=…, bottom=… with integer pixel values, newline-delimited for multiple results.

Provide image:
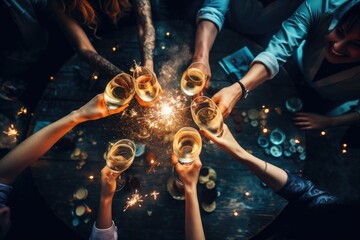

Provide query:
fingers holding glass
left=104, top=139, right=136, bottom=191
left=180, top=62, right=208, bottom=97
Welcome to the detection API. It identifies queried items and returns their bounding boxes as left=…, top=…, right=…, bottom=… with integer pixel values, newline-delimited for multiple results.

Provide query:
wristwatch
left=237, top=81, right=249, bottom=100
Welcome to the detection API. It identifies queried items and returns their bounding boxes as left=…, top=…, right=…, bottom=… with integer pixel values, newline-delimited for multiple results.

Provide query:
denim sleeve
left=89, top=221, right=118, bottom=240
left=196, top=0, right=230, bottom=31
left=277, top=171, right=338, bottom=208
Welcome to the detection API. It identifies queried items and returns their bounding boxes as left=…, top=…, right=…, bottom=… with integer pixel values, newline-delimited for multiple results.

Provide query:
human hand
left=172, top=153, right=202, bottom=191
left=212, top=83, right=242, bottom=119
left=75, top=93, right=129, bottom=121
left=191, top=59, right=212, bottom=92
left=100, top=166, right=121, bottom=200
left=293, top=112, right=333, bottom=130
left=200, top=124, right=245, bottom=159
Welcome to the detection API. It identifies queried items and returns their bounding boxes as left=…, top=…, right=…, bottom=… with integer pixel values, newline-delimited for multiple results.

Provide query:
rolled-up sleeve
left=89, top=221, right=118, bottom=240
left=253, top=0, right=319, bottom=78
left=197, top=0, right=230, bottom=31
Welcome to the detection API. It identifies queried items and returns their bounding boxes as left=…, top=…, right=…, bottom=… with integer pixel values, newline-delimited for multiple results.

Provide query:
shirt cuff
left=89, top=221, right=118, bottom=240
left=252, top=52, right=279, bottom=79
left=0, top=183, right=13, bottom=207
left=197, top=6, right=226, bottom=31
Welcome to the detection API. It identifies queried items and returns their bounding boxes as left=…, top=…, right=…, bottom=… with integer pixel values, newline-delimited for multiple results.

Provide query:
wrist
left=184, top=184, right=197, bottom=195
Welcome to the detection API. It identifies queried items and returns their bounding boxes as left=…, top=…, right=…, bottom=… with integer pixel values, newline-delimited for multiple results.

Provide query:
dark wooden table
left=29, top=20, right=304, bottom=240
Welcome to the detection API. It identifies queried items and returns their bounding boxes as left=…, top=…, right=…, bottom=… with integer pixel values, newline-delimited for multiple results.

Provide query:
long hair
left=59, top=0, right=132, bottom=35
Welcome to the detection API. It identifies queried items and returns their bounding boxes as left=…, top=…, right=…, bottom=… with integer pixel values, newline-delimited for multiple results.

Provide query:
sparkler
left=129, top=61, right=142, bottom=76
left=17, top=107, right=28, bottom=115
left=3, top=124, right=19, bottom=138
left=150, top=191, right=159, bottom=200
left=123, top=189, right=146, bottom=212
left=135, top=93, right=188, bottom=131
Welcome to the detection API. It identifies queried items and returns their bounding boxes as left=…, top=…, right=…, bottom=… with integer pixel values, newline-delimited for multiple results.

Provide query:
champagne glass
left=104, top=73, right=135, bottom=109
left=180, top=62, right=207, bottom=97
left=133, top=66, right=162, bottom=107
left=104, top=139, right=136, bottom=191
left=190, top=96, right=224, bottom=145
left=167, top=127, right=202, bottom=200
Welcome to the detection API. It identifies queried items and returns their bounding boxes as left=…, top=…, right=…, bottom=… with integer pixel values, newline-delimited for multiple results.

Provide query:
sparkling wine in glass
left=133, top=66, right=162, bottom=106
left=180, top=62, right=207, bottom=97
left=104, top=73, right=135, bottom=109
left=104, top=139, right=136, bottom=191
left=167, top=127, right=202, bottom=200
left=173, top=127, right=202, bottom=165
left=191, top=96, right=224, bottom=144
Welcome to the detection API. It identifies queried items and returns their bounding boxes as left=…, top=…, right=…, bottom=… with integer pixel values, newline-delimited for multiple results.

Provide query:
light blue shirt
left=253, top=0, right=360, bottom=79
left=197, top=0, right=230, bottom=31
left=253, top=0, right=360, bottom=108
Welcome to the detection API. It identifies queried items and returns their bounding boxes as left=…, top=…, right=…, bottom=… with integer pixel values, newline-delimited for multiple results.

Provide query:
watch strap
left=237, top=81, right=249, bottom=100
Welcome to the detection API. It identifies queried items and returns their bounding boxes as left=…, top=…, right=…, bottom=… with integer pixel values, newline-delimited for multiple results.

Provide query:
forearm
left=135, top=0, right=155, bottom=69
left=234, top=147, right=288, bottom=192
left=329, top=112, right=360, bottom=128
left=192, top=20, right=218, bottom=62
left=96, top=197, right=113, bottom=229
left=78, top=49, right=122, bottom=78
left=0, top=110, right=85, bottom=185
left=226, top=63, right=271, bottom=102
left=184, top=187, right=205, bottom=240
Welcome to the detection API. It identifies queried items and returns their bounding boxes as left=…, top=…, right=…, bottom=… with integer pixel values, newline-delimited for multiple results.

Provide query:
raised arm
left=89, top=166, right=120, bottom=240
left=192, top=0, right=229, bottom=86
left=133, top=0, right=155, bottom=71
left=47, top=1, right=122, bottom=78
left=0, top=94, right=127, bottom=185
left=211, top=0, right=346, bottom=118
left=173, top=154, right=205, bottom=240
left=201, top=124, right=287, bottom=191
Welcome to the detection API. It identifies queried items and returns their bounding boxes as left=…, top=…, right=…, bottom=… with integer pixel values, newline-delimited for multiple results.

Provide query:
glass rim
left=173, top=126, right=202, bottom=158
left=187, top=62, right=207, bottom=82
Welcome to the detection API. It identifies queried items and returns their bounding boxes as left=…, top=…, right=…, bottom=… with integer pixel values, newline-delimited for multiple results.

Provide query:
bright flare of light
left=3, top=124, right=18, bottom=138
left=17, top=107, right=28, bottom=115
left=123, top=190, right=145, bottom=212
left=130, top=60, right=142, bottom=76
left=150, top=191, right=159, bottom=200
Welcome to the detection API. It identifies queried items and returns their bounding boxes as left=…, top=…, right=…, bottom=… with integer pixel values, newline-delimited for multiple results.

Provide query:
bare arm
left=47, top=1, right=122, bottom=78
left=212, top=63, right=271, bottom=118
left=173, top=155, right=205, bottom=240
left=95, top=167, right=120, bottom=229
left=201, top=124, right=287, bottom=192
left=193, top=20, right=218, bottom=65
left=0, top=94, right=127, bottom=185
left=134, top=0, right=155, bottom=71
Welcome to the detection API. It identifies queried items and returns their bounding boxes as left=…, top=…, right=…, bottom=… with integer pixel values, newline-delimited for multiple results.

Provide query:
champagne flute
left=104, top=73, right=135, bottom=109
left=167, top=127, right=202, bottom=200
left=104, top=139, right=136, bottom=191
left=180, top=62, right=207, bottom=97
left=190, top=96, right=224, bottom=145
left=133, top=66, right=162, bottom=106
